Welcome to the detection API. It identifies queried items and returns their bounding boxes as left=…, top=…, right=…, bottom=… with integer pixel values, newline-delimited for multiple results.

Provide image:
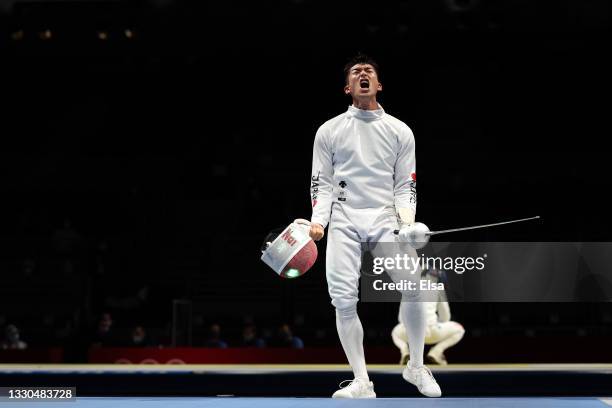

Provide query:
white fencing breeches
left=325, top=204, right=422, bottom=308
left=326, top=203, right=427, bottom=368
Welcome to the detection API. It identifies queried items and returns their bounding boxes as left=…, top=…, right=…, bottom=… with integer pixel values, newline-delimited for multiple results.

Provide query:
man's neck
left=352, top=97, right=378, bottom=111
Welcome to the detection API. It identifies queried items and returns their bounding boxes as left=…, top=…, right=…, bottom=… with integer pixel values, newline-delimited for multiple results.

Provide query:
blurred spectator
left=90, top=313, right=117, bottom=347
left=127, top=325, right=153, bottom=347
left=242, top=323, right=266, bottom=348
left=1, top=324, right=28, bottom=350
left=203, top=324, right=228, bottom=348
left=261, top=327, right=273, bottom=345
left=272, top=324, right=304, bottom=349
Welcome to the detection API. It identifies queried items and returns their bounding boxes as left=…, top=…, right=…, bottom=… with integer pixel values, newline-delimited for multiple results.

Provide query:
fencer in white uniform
left=308, top=54, right=441, bottom=398
left=392, top=270, right=465, bottom=366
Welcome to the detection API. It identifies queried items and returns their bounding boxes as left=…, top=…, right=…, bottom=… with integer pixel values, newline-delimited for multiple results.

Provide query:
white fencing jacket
left=310, top=104, right=417, bottom=230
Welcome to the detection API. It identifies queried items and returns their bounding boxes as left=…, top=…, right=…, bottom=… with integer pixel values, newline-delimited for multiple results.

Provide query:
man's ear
left=344, top=85, right=351, bottom=95
left=378, top=82, right=383, bottom=91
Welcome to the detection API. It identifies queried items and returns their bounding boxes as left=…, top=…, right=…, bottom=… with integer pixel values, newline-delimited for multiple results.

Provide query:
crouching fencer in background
left=391, top=268, right=465, bottom=365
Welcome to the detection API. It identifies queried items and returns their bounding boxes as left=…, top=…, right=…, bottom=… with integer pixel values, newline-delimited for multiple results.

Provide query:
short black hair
left=343, top=53, right=381, bottom=84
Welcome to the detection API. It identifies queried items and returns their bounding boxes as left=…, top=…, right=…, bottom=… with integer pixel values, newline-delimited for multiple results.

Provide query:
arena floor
left=1, top=364, right=611, bottom=404
left=2, top=397, right=612, bottom=408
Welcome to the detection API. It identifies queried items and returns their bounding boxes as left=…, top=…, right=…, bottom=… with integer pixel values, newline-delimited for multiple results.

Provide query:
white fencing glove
left=398, top=223, right=418, bottom=243
left=397, top=208, right=415, bottom=243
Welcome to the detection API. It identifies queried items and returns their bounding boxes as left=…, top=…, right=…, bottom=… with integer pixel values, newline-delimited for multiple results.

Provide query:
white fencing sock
left=400, top=300, right=426, bottom=368
left=336, top=306, right=369, bottom=381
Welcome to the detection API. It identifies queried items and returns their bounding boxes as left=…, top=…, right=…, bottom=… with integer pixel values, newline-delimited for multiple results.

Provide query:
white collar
left=347, top=104, right=385, bottom=121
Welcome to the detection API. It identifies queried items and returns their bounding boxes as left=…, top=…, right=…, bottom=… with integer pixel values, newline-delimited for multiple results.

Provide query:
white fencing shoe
left=402, top=364, right=442, bottom=397
left=332, top=378, right=376, bottom=398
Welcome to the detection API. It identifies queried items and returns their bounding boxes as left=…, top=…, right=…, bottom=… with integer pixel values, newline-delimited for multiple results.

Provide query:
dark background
left=0, top=0, right=610, bottom=359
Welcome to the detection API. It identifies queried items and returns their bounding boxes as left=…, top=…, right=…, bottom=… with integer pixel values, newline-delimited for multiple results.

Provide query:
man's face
left=344, top=63, right=382, bottom=99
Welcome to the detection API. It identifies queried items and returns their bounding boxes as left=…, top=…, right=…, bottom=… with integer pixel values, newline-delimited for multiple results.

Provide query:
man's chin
left=353, top=91, right=375, bottom=98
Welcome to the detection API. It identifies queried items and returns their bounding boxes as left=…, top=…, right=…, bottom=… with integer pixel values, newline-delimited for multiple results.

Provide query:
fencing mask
left=261, top=219, right=318, bottom=278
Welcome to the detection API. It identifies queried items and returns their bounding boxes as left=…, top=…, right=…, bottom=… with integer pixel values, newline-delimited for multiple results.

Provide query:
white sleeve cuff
left=310, top=217, right=328, bottom=229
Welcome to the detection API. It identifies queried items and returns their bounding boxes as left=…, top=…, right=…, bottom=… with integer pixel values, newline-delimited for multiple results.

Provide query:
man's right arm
left=310, top=126, right=333, bottom=239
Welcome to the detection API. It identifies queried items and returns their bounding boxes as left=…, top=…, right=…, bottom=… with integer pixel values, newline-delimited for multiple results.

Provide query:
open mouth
left=359, top=79, right=370, bottom=89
